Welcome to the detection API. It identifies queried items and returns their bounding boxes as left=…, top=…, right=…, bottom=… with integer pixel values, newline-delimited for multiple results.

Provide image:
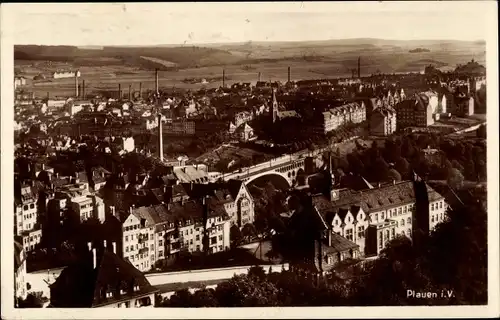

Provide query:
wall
left=146, top=263, right=289, bottom=287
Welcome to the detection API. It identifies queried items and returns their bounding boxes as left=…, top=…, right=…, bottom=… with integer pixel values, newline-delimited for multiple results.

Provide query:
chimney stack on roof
left=288, top=66, right=291, bottom=83
left=112, top=242, right=117, bottom=254
left=118, top=84, right=122, bottom=100
left=129, top=84, right=132, bottom=101
left=92, top=248, right=97, bottom=269
left=222, top=69, right=225, bottom=88
left=155, top=69, right=159, bottom=95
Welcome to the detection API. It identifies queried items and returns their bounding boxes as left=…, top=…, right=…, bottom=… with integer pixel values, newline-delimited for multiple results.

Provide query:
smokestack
left=288, top=66, right=291, bottom=83
left=92, top=248, right=97, bottom=269
left=112, top=242, right=117, bottom=254
left=118, top=84, right=121, bottom=100
left=157, top=113, right=163, bottom=161
left=75, top=74, right=79, bottom=98
left=222, top=69, right=225, bottom=88
left=81, top=80, right=85, bottom=100
left=46, top=92, right=49, bottom=100
left=139, top=82, right=143, bottom=99
left=358, top=57, right=361, bottom=78
left=258, top=72, right=261, bottom=82
left=129, top=84, right=132, bottom=101
left=155, top=69, right=159, bottom=95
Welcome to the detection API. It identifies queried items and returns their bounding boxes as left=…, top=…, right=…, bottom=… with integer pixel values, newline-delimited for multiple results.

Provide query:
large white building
left=313, top=180, right=447, bottom=257
left=52, top=70, right=81, bottom=79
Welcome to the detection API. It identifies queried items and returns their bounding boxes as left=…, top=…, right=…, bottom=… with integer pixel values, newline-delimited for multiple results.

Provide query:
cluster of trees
left=158, top=192, right=487, bottom=307
left=330, top=133, right=486, bottom=188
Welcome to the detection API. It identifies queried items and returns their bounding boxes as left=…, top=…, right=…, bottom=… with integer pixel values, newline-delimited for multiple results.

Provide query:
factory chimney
left=139, top=82, right=143, bottom=99
left=358, top=57, right=361, bottom=78
left=222, top=69, right=225, bottom=88
left=155, top=69, right=159, bottom=95
left=75, top=74, right=79, bottom=98
left=82, top=80, right=86, bottom=100
left=118, top=84, right=121, bottom=100
left=157, top=113, right=163, bottom=161
left=129, top=84, right=132, bottom=101
left=258, top=72, right=261, bottom=82
left=288, top=66, right=291, bottom=83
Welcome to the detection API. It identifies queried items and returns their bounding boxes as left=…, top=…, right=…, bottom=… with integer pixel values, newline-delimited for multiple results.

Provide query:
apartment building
left=121, top=199, right=231, bottom=273
left=369, top=105, right=397, bottom=136
left=313, top=180, right=447, bottom=257
left=15, top=183, right=40, bottom=236
left=14, top=240, right=28, bottom=301
left=164, top=119, right=196, bottom=136
left=56, top=183, right=105, bottom=223
left=395, top=94, right=435, bottom=129
left=318, top=102, right=366, bottom=134
left=181, top=180, right=256, bottom=228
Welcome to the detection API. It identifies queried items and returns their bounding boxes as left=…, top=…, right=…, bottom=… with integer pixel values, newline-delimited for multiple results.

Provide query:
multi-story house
left=14, top=240, right=28, bottom=301
left=395, top=93, right=435, bottom=130
left=369, top=105, right=397, bottom=136
left=164, top=119, right=196, bottom=136
left=49, top=243, right=157, bottom=308
left=313, top=179, right=447, bottom=257
left=19, top=228, right=43, bottom=253
left=453, top=92, right=475, bottom=116
left=122, top=198, right=232, bottom=273
left=318, top=102, right=366, bottom=134
left=15, top=183, right=39, bottom=236
left=181, top=180, right=256, bottom=229
left=57, top=183, right=105, bottom=223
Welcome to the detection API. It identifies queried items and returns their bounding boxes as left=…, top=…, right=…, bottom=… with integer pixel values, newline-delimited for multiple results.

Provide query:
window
left=403, top=206, right=407, bottom=213
left=190, top=239, right=193, bottom=245
left=431, top=203, right=434, bottom=211
left=30, top=203, right=35, bottom=209
left=150, top=244, right=154, bottom=250
left=126, top=247, right=129, bottom=252
left=375, top=214, right=378, bottom=221
left=407, top=228, right=411, bottom=236
left=381, top=213, right=385, bottom=220
left=159, top=251, right=163, bottom=257
left=398, top=208, right=402, bottom=215
left=407, top=217, right=411, bottom=224
left=131, top=235, right=134, bottom=240
left=196, top=235, right=200, bottom=241
left=218, top=235, right=223, bottom=241
left=190, top=229, right=193, bottom=235
left=345, top=229, right=353, bottom=241
left=219, top=245, right=223, bottom=251
left=385, top=230, right=390, bottom=241
left=180, top=231, right=183, bottom=236
left=23, top=205, right=28, bottom=211
left=196, top=245, right=200, bottom=251
left=440, top=202, right=443, bottom=209
left=358, top=226, right=365, bottom=239
left=159, top=240, right=163, bottom=246
left=431, top=215, right=435, bottom=223
left=391, top=228, right=395, bottom=238
left=125, top=236, right=128, bottom=242
left=401, top=219, right=405, bottom=226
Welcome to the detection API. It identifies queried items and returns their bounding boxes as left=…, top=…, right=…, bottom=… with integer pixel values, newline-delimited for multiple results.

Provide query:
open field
left=15, top=39, right=485, bottom=98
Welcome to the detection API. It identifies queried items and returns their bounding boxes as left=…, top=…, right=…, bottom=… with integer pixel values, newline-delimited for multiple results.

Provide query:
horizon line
left=15, top=37, right=487, bottom=48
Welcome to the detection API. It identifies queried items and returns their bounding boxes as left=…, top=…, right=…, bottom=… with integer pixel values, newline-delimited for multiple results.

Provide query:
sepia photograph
left=1, top=2, right=499, bottom=319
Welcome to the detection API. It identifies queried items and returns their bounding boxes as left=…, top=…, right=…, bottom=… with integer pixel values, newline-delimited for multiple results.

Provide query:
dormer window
left=120, top=289, right=126, bottom=295
left=106, top=291, right=113, bottom=298
left=134, top=285, right=140, bottom=292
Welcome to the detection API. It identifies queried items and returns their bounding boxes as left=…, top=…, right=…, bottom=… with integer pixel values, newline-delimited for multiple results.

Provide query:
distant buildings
left=14, top=76, right=27, bottom=89
left=164, top=119, right=196, bottom=136
left=52, top=70, right=81, bottom=79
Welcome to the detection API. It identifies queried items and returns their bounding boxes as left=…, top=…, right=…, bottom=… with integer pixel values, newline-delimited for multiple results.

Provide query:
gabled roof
left=50, top=250, right=157, bottom=308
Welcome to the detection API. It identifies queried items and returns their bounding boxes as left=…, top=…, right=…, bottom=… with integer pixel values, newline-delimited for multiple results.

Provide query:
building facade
left=369, top=106, right=397, bottom=136
left=313, top=180, right=447, bottom=257
left=319, top=102, right=366, bottom=134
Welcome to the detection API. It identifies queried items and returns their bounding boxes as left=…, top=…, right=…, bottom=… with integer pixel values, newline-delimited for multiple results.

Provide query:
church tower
left=271, top=88, right=278, bottom=123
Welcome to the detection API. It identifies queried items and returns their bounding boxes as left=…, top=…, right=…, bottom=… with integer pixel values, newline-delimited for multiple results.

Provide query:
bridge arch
left=245, top=172, right=291, bottom=190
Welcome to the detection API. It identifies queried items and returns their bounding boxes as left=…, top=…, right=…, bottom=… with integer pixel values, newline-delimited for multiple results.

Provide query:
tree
left=248, top=265, right=266, bottom=281
left=168, top=289, right=194, bottom=307
left=395, top=158, right=410, bottom=178
left=191, top=288, right=218, bottom=307
left=447, top=168, right=464, bottom=190
left=230, top=225, right=243, bottom=246
left=387, top=168, right=402, bottom=182
left=242, top=223, right=257, bottom=240
left=17, top=292, right=46, bottom=308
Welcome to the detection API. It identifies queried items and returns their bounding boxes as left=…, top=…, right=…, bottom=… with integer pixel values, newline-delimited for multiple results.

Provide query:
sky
left=2, top=2, right=495, bottom=46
